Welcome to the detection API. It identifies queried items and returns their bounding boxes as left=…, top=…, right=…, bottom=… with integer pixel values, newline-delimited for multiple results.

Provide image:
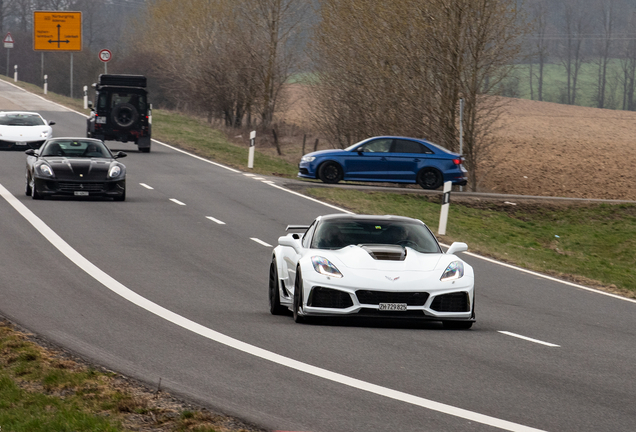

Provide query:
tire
left=269, top=258, right=287, bottom=315
left=417, top=168, right=443, bottom=190
left=293, top=268, right=305, bottom=323
left=25, top=174, right=32, bottom=196
left=139, top=145, right=151, bottom=153
left=318, top=161, right=343, bottom=184
left=31, top=179, right=42, bottom=200
left=111, top=103, right=139, bottom=129
left=113, top=189, right=126, bottom=201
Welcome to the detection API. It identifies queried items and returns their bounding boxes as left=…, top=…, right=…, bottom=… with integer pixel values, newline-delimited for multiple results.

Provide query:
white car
left=0, top=111, right=55, bottom=150
left=269, top=214, right=475, bottom=329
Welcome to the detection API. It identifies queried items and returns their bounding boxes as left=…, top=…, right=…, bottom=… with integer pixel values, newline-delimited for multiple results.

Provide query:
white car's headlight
left=108, top=165, right=122, bottom=178
left=440, top=261, right=464, bottom=281
left=37, top=163, right=54, bottom=177
left=311, top=256, right=343, bottom=278
left=301, top=155, right=316, bottom=162
left=40, top=131, right=50, bottom=138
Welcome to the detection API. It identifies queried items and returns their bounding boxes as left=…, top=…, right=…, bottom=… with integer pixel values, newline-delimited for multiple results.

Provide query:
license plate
left=74, top=191, right=89, bottom=196
left=379, top=303, right=407, bottom=311
left=16, top=142, right=26, bottom=146
left=96, top=116, right=107, bottom=124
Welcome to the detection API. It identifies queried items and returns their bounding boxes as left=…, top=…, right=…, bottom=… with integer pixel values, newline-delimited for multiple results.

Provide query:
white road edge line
left=206, top=216, right=226, bottom=225
left=139, top=183, right=154, bottom=190
left=0, top=183, right=545, bottom=432
left=169, top=198, right=186, bottom=206
left=250, top=238, right=272, bottom=247
left=498, top=331, right=560, bottom=347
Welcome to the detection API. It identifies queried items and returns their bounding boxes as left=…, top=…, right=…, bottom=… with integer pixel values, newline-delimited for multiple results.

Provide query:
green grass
left=304, top=189, right=636, bottom=296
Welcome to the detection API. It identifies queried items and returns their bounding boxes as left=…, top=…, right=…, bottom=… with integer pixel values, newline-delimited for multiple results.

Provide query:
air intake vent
left=359, top=244, right=406, bottom=261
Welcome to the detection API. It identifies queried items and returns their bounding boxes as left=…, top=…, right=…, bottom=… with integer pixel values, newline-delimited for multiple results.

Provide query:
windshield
left=312, top=219, right=440, bottom=253
left=0, top=113, right=45, bottom=126
left=41, top=139, right=111, bottom=158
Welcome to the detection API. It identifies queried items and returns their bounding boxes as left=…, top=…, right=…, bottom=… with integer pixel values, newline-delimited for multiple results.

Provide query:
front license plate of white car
left=16, top=142, right=26, bottom=146
left=379, top=303, right=407, bottom=311
left=74, top=191, right=89, bottom=196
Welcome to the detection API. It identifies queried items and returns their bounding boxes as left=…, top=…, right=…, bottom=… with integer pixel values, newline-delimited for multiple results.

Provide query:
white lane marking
left=206, top=216, right=226, bottom=225
left=498, top=331, right=560, bottom=347
left=170, top=198, right=186, bottom=206
left=0, top=183, right=544, bottom=432
left=244, top=173, right=256, bottom=177
left=252, top=177, right=265, bottom=180
left=140, top=183, right=154, bottom=190
left=251, top=237, right=272, bottom=247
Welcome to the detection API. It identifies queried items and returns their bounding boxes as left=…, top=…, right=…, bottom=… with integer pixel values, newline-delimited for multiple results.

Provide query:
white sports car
left=0, top=111, right=55, bottom=150
left=269, top=214, right=475, bottom=329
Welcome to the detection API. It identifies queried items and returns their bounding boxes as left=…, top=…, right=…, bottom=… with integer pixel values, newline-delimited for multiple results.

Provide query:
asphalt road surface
left=1, top=80, right=635, bottom=432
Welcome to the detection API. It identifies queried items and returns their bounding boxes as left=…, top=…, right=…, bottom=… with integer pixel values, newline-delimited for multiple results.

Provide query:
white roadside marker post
left=438, top=181, right=452, bottom=236
left=13, top=64, right=17, bottom=82
left=248, top=130, right=256, bottom=169
left=83, top=85, right=88, bottom=109
left=43, top=75, right=48, bottom=94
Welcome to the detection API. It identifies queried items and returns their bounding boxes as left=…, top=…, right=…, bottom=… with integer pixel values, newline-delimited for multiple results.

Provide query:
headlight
left=40, top=131, right=50, bottom=138
left=301, top=155, right=316, bottom=162
left=311, top=256, right=343, bottom=278
left=37, top=163, right=54, bottom=177
left=108, top=165, right=122, bottom=178
left=440, top=261, right=464, bottom=281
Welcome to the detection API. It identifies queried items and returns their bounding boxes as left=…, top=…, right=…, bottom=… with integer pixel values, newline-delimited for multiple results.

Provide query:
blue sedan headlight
left=311, top=256, right=343, bottom=278
left=440, top=261, right=464, bottom=281
left=36, top=163, right=54, bottom=177
left=301, top=155, right=316, bottom=162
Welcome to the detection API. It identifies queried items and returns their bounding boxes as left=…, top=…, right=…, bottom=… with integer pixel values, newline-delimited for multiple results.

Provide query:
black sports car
left=25, top=138, right=127, bottom=200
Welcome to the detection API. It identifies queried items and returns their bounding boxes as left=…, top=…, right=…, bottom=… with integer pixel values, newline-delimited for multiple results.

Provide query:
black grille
left=0, top=140, right=44, bottom=149
left=356, top=290, right=429, bottom=306
left=57, top=182, right=105, bottom=192
left=357, top=308, right=425, bottom=318
left=430, top=292, right=470, bottom=312
left=360, top=245, right=406, bottom=261
left=299, top=168, right=309, bottom=175
left=309, top=287, right=353, bottom=308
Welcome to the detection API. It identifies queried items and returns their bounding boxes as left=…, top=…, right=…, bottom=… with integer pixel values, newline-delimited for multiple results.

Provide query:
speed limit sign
left=99, top=49, right=112, bottom=62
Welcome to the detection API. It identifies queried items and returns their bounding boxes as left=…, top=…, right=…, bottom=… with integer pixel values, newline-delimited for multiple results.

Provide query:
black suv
left=87, top=74, right=152, bottom=152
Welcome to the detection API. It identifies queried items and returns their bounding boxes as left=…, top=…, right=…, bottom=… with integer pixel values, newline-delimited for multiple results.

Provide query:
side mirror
left=115, top=151, right=127, bottom=159
left=48, top=120, right=56, bottom=126
left=278, top=235, right=302, bottom=252
left=446, top=242, right=468, bottom=255
left=25, top=149, right=37, bottom=156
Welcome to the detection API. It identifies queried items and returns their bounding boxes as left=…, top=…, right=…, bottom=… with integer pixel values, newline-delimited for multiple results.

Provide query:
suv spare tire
left=111, top=103, right=139, bottom=129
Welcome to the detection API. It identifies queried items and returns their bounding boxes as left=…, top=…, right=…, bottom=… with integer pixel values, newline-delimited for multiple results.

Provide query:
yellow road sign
left=33, top=11, right=82, bottom=51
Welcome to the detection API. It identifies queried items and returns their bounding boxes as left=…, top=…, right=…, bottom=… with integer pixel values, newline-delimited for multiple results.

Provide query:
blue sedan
left=298, top=136, right=468, bottom=189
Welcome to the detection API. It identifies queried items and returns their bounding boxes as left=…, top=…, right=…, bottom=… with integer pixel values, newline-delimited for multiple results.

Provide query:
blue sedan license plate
left=379, top=303, right=407, bottom=311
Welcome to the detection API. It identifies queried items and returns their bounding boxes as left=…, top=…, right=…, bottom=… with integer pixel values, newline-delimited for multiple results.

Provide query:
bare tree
left=593, top=0, right=618, bottom=109
left=558, top=1, right=590, bottom=105
left=529, top=0, right=550, bottom=101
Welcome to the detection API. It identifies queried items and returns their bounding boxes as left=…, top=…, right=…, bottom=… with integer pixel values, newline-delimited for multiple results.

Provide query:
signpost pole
left=4, top=32, right=13, bottom=76
left=70, top=53, right=73, bottom=98
left=5, top=48, right=8, bottom=76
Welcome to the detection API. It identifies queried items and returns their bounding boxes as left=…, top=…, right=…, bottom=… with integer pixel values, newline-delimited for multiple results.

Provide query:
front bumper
left=33, top=177, right=125, bottom=198
left=0, top=139, right=46, bottom=150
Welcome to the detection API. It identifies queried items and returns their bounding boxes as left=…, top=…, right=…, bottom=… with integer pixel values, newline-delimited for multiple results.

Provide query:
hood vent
left=359, top=244, right=406, bottom=261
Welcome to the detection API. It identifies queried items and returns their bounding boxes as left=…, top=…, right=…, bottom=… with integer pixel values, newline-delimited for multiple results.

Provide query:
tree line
left=2, top=0, right=634, bottom=190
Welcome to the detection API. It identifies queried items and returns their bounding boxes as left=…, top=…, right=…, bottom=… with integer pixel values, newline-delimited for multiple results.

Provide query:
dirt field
left=275, top=85, right=636, bottom=201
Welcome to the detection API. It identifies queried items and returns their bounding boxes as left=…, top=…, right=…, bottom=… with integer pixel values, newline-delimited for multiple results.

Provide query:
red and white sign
left=99, top=49, right=112, bottom=62
left=4, top=32, right=14, bottom=49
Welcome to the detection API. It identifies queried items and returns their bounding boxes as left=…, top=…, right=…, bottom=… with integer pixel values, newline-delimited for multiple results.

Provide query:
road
left=1, top=79, right=635, bottom=432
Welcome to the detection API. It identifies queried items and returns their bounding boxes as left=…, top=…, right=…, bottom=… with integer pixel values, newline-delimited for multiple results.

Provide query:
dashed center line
left=251, top=237, right=272, bottom=247
left=206, top=216, right=226, bottom=225
left=170, top=198, right=186, bottom=206
left=498, top=331, right=560, bottom=347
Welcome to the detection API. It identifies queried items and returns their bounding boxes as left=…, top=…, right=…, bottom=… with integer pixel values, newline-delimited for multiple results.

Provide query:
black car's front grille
left=430, top=292, right=470, bottom=312
left=309, top=287, right=353, bottom=308
left=57, top=182, right=106, bottom=192
left=299, top=168, right=309, bottom=175
left=356, top=290, right=429, bottom=306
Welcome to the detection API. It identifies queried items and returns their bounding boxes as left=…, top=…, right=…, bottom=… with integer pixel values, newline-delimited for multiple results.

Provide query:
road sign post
left=99, top=49, right=112, bottom=74
left=4, top=32, right=13, bottom=76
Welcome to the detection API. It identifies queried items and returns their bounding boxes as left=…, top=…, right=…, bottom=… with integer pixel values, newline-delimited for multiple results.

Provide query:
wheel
left=269, top=257, right=287, bottom=315
left=113, top=189, right=126, bottom=201
left=417, top=168, right=443, bottom=190
left=31, top=179, right=42, bottom=200
left=139, top=146, right=151, bottom=153
left=25, top=174, right=32, bottom=196
left=293, top=268, right=305, bottom=323
left=442, top=320, right=473, bottom=330
left=318, top=161, right=343, bottom=184
left=111, top=103, right=139, bottom=129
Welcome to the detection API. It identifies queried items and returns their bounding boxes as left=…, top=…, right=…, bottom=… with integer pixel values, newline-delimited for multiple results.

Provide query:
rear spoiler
left=286, top=225, right=310, bottom=231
